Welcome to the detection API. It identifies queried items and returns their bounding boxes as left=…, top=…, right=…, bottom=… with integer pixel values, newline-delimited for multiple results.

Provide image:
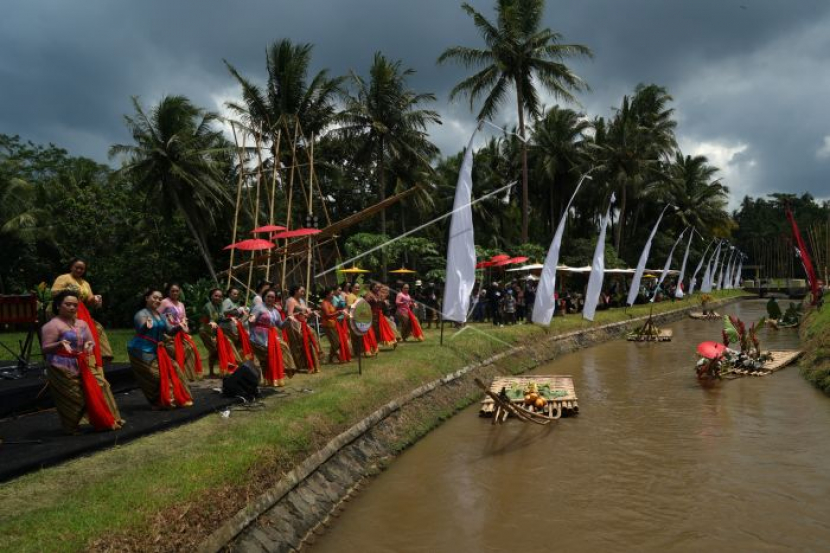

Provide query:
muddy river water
left=312, top=300, right=830, bottom=552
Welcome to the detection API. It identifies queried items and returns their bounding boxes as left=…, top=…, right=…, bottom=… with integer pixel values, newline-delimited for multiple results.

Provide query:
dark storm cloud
left=2, top=0, right=829, bottom=205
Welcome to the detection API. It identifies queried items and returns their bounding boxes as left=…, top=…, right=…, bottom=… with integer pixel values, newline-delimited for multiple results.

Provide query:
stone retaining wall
left=200, top=297, right=743, bottom=553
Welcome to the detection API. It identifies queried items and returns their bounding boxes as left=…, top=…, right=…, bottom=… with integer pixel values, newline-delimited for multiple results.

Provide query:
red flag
left=786, top=208, right=820, bottom=305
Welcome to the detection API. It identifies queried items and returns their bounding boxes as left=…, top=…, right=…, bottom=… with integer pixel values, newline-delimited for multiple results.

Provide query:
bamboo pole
left=265, top=129, right=282, bottom=281
left=228, top=122, right=247, bottom=290
left=281, top=118, right=299, bottom=293
left=245, top=124, right=264, bottom=304
left=305, top=132, right=315, bottom=295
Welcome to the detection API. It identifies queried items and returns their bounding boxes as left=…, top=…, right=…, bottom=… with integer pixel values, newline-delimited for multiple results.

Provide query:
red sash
left=54, top=350, right=117, bottom=430
left=234, top=319, right=253, bottom=359
left=299, top=320, right=320, bottom=371
left=336, top=318, right=352, bottom=362
left=374, top=310, right=397, bottom=346
left=277, top=307, right=290, bottom=343
left=76, top=303, right=103, bottom=367
left=364, top=327, right=379, bottom=354
left=136, top=335, right=192, bottom=407
left=404, top=308, right=425, bottom=341
left=264, top=327, right=285, bottom=385
left=174, top=332, right=203, bottom=376
left=215, top=328, right=237, bottom=374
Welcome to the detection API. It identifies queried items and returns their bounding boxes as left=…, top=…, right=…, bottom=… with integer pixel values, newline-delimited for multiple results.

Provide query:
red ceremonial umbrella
left=492, top=258, right=513, bottom=267
left=476, top=260, right=495, bottom=269
left=490, top=254, right=510, bottom=262
left=696, top=341, right=727, bottom=359
left=508, top=256, right=529, bottom=264
left=251, top=224, right=286, bottom=234
left=271, top=228, right=322, bottom=240
left=224, top=238, right=275, bottom=251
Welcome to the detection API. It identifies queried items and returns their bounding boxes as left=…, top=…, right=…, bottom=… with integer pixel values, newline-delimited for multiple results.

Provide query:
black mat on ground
left=0, top=363, right=135, bottom=418
left=0, top=384, right=279, bottom=482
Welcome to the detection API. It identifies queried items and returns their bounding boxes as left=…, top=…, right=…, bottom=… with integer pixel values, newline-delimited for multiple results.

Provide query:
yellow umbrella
left=339, top=266, right=370, bottom=274
left=389, top=266, right=417, bottom=274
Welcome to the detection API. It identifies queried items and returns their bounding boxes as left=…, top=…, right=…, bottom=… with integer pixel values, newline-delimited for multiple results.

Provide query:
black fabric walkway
left=0, top=364, right=284, bottom=482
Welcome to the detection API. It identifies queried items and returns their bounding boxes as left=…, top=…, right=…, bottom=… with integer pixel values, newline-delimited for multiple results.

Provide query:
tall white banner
left=626, top=205, right=671, bottom=307
left=688, top=239, right=714, bottom=296
left=658, top=227, right=688, bottom=286
left=723, top=248, right=737, bottom=290
left=702, top=240, right=723, bottom=293
left=583, top=194, right=615, bottom=321
left=733, top=257, right=744, bottom=288
left=532, top=177, right=589, bottom=325
left=674, top=228, right=695, bottom=298
left=442, top=129, right=478, bottom=322
left=717, top=247, right=732, bottom=289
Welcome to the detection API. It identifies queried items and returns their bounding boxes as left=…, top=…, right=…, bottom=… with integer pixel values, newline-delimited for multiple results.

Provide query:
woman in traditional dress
left=199, top=288, right=242, bottom=376
left=348, top=282, right=377, bottom=357
left=249, top=289, right=295, bottom=387
left=395, top=283, right=425, bottom=342
left=41, top=290, right=123, bottom=433
left=51, top=258, right=113, bottom=368
left=284, top=285, right=321, bottom=373
left=160, top=283, right=203, bottom=381
left=320, top=287, right=351, bottom=364
left=333, top=285, right=353, bottom=362
left=128, top=289, right=193, bottom=408
left=366, top=283, right=397, bottom=348
left=222, top=287, right=253, bottom=362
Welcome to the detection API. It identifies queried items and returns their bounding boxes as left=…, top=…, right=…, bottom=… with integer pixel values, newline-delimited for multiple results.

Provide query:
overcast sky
left=2, top=0, right=829, bottom=208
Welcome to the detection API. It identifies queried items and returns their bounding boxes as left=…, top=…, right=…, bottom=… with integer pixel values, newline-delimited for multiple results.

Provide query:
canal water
left=312, top=300, right=830, bottom=552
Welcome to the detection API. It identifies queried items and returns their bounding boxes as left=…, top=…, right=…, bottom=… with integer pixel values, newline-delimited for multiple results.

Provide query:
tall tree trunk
left=378, top=140, right=388, bottom=282
left=516, top=83, right=529, bottom=243
left=172, top=193, right=218, bottom=283
left=614, top=179, right=627, bottom=255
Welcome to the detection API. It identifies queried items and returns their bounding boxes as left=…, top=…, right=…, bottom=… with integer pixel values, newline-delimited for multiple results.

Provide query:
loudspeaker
left=222, top=361, right=260, bottom=401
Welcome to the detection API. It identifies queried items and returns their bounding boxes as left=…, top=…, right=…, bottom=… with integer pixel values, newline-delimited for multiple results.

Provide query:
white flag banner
left=733, top=258, right=744, bottom=288
left=442, top=129, right=478, bottom=322
left=658, top=227, right=688, bottom=286
left=626, top=205, right=672, bottom=306
left=532, top=177, right=589, bottom=325
left=583, top=194, right=615, bottom=321
left=688, top=239, right=715, bottom=296
left=723, top=248, right=737, bottom=290
left=702, top=241, right=723, bottom=293
left=717, top=247, right=732, bottom=289
left=674, top=228, right=695, bottom=298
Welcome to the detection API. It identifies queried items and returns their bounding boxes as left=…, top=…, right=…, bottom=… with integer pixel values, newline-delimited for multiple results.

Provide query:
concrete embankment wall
left=201, top=297, right=743, bottom=553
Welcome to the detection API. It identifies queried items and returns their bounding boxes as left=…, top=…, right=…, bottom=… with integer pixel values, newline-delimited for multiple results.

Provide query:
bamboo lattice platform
left=688, top=311, right=721, bottom=320
left=627, top=329, right=673, bottom=342
left=722, top=350, right=803, bottom=378
left=479, top=375, right=578, bottom=421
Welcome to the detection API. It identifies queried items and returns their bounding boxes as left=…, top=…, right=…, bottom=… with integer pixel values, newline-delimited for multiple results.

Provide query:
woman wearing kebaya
left=128, top=289, right=192, bottom=408
left=40, top=290, right=123, bottom=433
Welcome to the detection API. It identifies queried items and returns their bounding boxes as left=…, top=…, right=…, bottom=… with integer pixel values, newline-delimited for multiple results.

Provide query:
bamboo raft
left=477, top=376, right=578, bottom=424
left=688, top=311, right=721, bottom=320
left=627, top=329, right=673, bottom=342
left=721, top=350, right=803, bottom=379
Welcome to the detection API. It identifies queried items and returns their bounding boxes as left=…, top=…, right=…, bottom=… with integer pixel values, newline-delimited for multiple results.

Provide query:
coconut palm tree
left=225, top=39, right=345, bottom=146
left=661, top=151, right=732, bottom=235
left=338, top=52, right=441, bottom=277
left=530, top=106, right=590, bottom=236
left=438, top=0, right=592, bottom=242
left=592, top=84, right=677, bottom=254
left=109, top=95, right=231, bottom=282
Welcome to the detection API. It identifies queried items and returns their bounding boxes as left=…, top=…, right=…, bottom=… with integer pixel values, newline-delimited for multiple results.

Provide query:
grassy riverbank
left=799, top=304, right=830, bottom=394
left=0, top=291, right=748, bottom=552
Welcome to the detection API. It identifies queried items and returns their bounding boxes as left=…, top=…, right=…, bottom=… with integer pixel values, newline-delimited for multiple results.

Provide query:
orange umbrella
left=339, top=266, right=370, bottom=274
left=390, top=267, right=417, bottom=274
